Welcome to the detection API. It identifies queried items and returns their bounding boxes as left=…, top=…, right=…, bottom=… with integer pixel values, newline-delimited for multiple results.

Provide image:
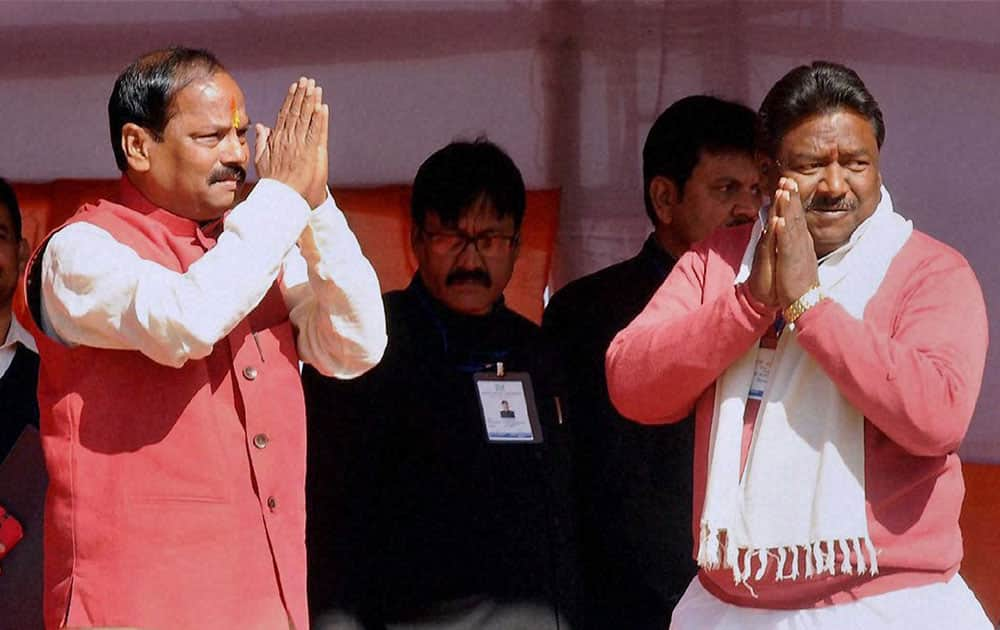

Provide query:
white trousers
left=670, top=574, right=993, bottom=630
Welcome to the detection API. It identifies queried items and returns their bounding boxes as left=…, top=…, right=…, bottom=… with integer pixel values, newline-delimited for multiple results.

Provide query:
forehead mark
left=230, top=96, right=241, bottom=129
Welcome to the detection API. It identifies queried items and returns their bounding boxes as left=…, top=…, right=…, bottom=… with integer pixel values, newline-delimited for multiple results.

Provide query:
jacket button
left=267, top=496, right=277, bottom=511
left=243, top=366, right=258, bottom=381
left=253, top=433, right=269, bottom=449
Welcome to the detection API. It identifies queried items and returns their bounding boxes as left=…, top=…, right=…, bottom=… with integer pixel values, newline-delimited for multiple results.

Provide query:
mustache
left=446, top=268, right=492, bottom=288
left=726, top=215, right=755, bottom=228
left=804, top=194, right=858, bottom=212
left=207, top=165, right=247, bottom=185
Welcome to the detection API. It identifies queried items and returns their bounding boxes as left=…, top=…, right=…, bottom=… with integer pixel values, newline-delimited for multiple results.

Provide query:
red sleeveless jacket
left=16, top=180, right=309, bottom=630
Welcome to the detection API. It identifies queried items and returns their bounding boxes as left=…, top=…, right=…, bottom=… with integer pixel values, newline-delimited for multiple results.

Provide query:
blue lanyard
left=412, top=286, right=510, bottom=374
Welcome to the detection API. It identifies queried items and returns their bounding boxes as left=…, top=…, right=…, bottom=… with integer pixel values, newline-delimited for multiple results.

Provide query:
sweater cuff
left=736, top=282, right=779, bottom=324
left=789, top=295, right=835, bottom=332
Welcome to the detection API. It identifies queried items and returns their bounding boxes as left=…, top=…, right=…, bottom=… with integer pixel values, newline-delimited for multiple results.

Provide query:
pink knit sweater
left=606, top=223, right=988, bottom=608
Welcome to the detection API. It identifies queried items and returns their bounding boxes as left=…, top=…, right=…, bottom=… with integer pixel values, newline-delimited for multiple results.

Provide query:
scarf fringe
left=698, top=527, right=881, bottom=589
left=838, top=539, right=853, bottom=575
left=804, top=540, right=814, bottom=577
left=697, top=523, right=721, bottom=569
left=813, top=540, right=824, bottom=573
left=864, top=536, right=880, bottom=575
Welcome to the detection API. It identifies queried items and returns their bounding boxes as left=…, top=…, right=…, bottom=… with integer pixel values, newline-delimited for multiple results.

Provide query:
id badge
left=473, top=369, right=544, bottom=443
left=748, top=347, right=776, bottom=401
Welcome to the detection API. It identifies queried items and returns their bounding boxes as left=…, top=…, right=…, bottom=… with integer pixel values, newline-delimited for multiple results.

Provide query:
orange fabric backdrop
left=11, top=180, right=560, bottom=323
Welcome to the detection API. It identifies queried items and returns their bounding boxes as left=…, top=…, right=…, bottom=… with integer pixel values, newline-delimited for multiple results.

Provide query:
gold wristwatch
left=783, top=284, right=824, bottom=324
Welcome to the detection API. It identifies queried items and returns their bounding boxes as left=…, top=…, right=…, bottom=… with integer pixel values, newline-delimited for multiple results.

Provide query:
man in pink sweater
left=606, top=61, right=991, bottom=628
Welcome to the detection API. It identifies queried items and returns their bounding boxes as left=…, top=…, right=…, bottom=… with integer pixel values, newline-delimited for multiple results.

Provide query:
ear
left=409, top=223, right=422, bottom=251
left=758, top=152, right=779, bottom=193
left=16, top=238, right=29, bottom=275
left=648, top=175, right=679, bottom=226
left=122, top=123, right=155, bottom=173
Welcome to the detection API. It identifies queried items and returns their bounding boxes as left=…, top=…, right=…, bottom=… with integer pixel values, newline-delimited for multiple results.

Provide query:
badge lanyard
left=413, top=288, right=544, bottom=442
left=414, top=287, right=510, bottom=373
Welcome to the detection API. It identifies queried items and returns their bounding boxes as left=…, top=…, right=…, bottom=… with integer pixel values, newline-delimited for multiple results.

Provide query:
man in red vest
left=16, top=47, right=386, bottom=630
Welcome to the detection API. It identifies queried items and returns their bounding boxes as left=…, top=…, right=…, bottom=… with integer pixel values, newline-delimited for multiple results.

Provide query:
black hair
left=108, top=47, right=225, bottom=171
left=642, top=95, right=757, bottom=224
left=411, top=138, right=526, bottom=232
left=0, top=177, right=22, bottom=240
left=759, top=60, right=885, bottom=158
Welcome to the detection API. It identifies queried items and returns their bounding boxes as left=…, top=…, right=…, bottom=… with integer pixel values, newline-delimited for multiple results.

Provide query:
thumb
left=748, top=214, right=778, bottom=306
left=754, top=214, right=778, bottom=269
left=254, top=124, right=271, bottom=164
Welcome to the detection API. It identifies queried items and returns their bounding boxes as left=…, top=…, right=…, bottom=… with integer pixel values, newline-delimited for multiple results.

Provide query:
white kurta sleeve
left=41, top=179, right=311, bottom=368
left=280, top=192, right=386, bottom=378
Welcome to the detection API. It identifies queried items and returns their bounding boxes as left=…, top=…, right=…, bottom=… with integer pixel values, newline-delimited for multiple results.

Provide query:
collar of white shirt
left=0, top=315, right=38, bottom=379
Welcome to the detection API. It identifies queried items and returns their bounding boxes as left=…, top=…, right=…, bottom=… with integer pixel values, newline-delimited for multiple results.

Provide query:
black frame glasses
left=420, top=229, right=519, bottom=257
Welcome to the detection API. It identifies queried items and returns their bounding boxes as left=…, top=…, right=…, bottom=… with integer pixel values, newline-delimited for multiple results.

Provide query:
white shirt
left=0, top=314, right=37, bottom=379
left=39, top=179, right=387, bottom=378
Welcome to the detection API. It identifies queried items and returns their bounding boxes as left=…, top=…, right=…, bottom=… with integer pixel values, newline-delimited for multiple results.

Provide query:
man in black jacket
left=0, top=177, right=37, bottom=459
left=0, top=176, right=43, bottom=629
left=305, top=139, right=576, bottom=629
left=543, top=96, right=761, bottom=630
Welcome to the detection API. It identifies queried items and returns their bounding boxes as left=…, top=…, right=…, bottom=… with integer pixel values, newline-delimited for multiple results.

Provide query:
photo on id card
left=473, top=371, right=543, bottom=444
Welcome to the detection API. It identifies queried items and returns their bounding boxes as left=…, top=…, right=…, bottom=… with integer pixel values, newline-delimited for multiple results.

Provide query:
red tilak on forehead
left=230, top=96, right=240, bottom=129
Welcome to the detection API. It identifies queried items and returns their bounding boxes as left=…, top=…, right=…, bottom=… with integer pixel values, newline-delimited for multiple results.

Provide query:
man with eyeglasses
left=608, top=61, right=991, bottom=629
left=303, top=139, right=577, bottom=629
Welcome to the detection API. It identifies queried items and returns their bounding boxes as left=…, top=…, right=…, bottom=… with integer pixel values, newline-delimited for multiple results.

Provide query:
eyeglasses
left=420, top=229, right=519, bottom=257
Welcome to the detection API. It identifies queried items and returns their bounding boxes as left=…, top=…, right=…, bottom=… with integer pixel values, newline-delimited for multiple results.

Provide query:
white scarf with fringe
left=698, top=187, right=912, bottom=588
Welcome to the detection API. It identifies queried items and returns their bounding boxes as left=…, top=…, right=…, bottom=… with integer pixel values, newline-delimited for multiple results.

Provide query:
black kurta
left=0, top=343, right=43, bottom=628
left=0, top=343, right=40, bottom=460
left=543, top=235, right=696, bottom=630
left=304, top=276, right=576, bottom=629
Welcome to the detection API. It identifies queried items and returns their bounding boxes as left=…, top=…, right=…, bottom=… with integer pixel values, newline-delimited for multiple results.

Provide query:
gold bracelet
left=783, top=284, right=824, bottom=324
